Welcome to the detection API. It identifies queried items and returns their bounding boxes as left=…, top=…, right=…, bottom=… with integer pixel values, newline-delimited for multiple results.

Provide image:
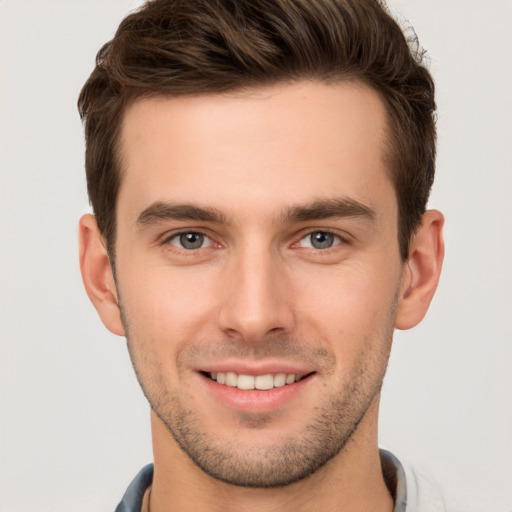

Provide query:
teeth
left=273, top=373, right=287, bottom=387
left=225, top=372, right=237, bottom=387
left=209, top=371, right=304, bottom=390
left=255, top=374, right=273, bottom=390
left=237, top=374, right=255, bottom=390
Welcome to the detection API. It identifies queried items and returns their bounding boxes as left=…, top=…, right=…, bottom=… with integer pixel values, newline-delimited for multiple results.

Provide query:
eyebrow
left=279, top=198, right=375, bottom=224
left=135, top=197, right=375, bottom=229
left=136, top=201, right=227, bottom=227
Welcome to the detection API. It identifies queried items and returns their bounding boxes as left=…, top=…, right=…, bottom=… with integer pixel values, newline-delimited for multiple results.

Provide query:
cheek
left=297, top=261, right=399, bottom=319
left=295, top=263, right=399, bottom=360
left=117, top=263, right=219, bottom=343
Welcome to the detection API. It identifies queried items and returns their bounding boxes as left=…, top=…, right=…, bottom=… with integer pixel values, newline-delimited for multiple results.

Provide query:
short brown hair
left=78, top=0, right=436, bottom=260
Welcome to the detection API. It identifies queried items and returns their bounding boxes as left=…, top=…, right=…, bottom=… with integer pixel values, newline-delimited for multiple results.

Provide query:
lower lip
left=198, top=373, right=314, bottom=414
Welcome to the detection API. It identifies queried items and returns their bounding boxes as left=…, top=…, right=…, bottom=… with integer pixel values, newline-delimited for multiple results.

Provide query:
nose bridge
left=217, top=241, right=293, bottom=341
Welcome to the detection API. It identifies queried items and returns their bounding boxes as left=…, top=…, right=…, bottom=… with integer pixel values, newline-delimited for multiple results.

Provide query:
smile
left=207, top=372, right=306, bottom=390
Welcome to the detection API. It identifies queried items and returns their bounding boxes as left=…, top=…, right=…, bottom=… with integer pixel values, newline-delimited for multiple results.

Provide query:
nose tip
left=217, top=254, right=295, bottom=342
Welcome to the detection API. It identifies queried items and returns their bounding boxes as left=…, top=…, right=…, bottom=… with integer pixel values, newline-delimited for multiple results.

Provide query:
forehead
left=117, top=81, right=395, bottom=223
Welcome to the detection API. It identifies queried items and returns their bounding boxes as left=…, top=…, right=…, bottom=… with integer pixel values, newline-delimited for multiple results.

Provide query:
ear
left=78, top=214, right=125, bottom=336
left=395, top=210, right=445, bottom=330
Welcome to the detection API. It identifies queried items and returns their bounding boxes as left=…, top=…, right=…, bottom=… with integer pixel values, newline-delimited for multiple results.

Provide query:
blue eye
left=169, top=232, right=212, bottom=250
left=300, top=231, right=341, bottom=249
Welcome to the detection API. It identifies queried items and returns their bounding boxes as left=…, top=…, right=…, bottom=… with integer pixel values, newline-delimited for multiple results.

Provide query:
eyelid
left=299, top=231, right=341, bottom=249
left=160, top=228, right=219, bottom=250
left=292, top=228, right=351, bottom=248
left=157, top=227, right=351, bottom=252
left=170, top=231, right=211, bottom=247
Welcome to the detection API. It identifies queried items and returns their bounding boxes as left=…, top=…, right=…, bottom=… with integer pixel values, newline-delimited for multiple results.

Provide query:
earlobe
left=78, top=214, right=125, bottom=336
left=395, top=210, right=445, bottom=330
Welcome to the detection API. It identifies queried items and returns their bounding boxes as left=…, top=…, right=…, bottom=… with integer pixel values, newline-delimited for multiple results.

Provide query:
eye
left=168, top=232, right=212, bottom=250
left=299, top=231, right=342, bottom=249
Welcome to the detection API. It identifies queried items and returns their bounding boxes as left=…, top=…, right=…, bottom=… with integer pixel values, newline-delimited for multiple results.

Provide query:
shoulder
left=115, top=464, right=154, bottom=512
left=401, top=460, right=446, bottom=512
left=387, top=452, right=476, bottom=512
left=381, top=449, right=452, bottom=512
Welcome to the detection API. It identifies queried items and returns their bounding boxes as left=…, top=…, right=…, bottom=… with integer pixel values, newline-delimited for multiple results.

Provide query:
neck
left=148, top=398, right=394, bottom=512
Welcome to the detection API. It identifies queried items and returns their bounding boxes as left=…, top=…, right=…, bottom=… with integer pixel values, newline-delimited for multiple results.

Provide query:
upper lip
left=196, top=360, right=316, bottom=376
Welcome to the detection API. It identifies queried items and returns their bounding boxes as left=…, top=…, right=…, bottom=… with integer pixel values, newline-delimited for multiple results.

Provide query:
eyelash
left=295, top=230, right=346, bottom=250
left=162, top=230, right=216, bottom=252
left=161, top=228, right=349, bottom=254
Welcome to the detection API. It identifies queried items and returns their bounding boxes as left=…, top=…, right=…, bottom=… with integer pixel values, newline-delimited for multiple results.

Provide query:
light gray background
left=1, top=1, right=511, bottom=511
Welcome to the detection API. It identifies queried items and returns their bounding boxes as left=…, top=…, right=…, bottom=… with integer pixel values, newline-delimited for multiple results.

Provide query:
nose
left=217, top=246, right=295, bottom=342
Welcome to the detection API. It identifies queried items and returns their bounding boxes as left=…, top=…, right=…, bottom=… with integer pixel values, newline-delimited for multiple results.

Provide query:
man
left=77, top=0, right=444, bottom=511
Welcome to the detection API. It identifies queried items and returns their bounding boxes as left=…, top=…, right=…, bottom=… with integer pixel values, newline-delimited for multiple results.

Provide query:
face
left=114, top=81, right=405, bottom=487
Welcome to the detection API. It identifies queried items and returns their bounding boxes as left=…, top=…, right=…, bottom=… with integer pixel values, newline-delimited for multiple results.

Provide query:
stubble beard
left=121, top=304, right=396, bottom=488
left=151, top=371, right=385, bottom=488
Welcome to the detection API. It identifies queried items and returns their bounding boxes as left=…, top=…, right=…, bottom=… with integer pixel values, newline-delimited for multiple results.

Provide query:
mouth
left=201, top=371, right=312, bottom=390
left=198, top=367, right=317, bottom=413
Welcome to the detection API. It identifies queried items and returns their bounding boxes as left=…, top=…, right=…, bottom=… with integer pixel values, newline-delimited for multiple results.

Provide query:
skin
left=79, top=81, right=444, bottom=512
